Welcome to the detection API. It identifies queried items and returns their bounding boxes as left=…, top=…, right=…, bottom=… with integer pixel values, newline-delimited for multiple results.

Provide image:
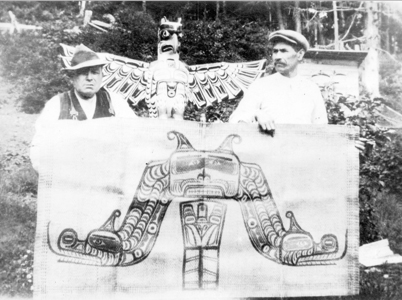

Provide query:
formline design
left=180, top=200, right=227, bottom=290
left=48, top=131, right=347, bottom=289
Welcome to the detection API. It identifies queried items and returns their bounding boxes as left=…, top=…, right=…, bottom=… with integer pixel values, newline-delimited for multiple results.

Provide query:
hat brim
left=62, top=59, right=108, bottom=70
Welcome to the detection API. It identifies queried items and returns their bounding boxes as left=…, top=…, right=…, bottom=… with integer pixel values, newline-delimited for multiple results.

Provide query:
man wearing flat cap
left=229, top=29, right=327, bottom=131
left=30, top=44, right=136, bottom=171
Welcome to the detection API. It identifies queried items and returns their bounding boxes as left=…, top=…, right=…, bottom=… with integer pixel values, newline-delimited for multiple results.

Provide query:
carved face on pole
left=158, top=17, right=183, bottom=60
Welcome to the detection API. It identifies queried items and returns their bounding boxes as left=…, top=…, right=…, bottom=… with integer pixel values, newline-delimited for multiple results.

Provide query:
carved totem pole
left=59, top=18, right=267, bottom=119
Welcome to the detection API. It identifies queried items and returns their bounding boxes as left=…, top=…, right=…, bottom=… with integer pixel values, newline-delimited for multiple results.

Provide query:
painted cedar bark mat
left=33, top=118, right=359, bottom=299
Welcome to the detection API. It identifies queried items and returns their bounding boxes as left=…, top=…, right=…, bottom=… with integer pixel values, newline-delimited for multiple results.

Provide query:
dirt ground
left=0, top=79, right=39, bottom=157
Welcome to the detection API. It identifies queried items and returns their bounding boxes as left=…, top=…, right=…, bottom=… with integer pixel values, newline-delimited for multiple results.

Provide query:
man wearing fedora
left=36, top=44, right=135, bottom=121
left=229, top=29, right=328, bottom=132
left=30, top=44, right=136, bottom=171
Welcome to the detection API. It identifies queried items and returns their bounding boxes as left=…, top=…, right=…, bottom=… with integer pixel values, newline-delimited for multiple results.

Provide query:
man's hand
left=355, top=137, right=368, bottom=154
left=255, top=110, right=276, bottom=136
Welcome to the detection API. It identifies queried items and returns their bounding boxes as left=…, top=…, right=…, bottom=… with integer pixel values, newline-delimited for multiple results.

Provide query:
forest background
left=1, top=1, right=402, bottom=299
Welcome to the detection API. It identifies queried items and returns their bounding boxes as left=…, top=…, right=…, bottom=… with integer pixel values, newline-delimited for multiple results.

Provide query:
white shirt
left=30, top=90, right=136, bottom=171
left=229, top=72, right=328, bottom=124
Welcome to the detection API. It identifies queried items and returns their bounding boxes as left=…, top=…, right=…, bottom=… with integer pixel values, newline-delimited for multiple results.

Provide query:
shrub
left=360, top=264, right=402, bottom=300
left=76, top=11, right=158, bottom=62
left=325, top=93, right=402, bottom=249
left=181, top=19, right=269, bottom=65
left=379, top=54, right=402, bottom=113
left=374, top=194, right=402, bottom=255
left=0, top=155, right=37, bottom=297
left=0, top=27, right=76, bottom=113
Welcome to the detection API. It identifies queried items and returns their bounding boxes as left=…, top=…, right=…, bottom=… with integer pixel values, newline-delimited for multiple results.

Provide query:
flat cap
left=268, top=30, right=309, bottom=51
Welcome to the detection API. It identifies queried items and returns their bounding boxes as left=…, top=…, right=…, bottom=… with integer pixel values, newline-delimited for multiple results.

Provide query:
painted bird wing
left=59, top=43, right=150, bottom=107
left=187, top=59, right=267, bottom=107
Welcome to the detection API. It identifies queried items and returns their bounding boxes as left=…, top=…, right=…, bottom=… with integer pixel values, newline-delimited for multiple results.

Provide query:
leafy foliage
left=374, top=194, right=402, bottom=255
left=379, top=54, right=402, bottom=113
left=0, top=153, right=37, bottom=297
left=360, top=264, right=402, bottom=300
left=181, top=19, right=269, bottom=65
left=325, top=92, right=402, bottom=250
left=77, top=11, right=158, bottom=62
left=1, top=1, right=402, bottom=298
left=0, top=24, right=77, bottom=113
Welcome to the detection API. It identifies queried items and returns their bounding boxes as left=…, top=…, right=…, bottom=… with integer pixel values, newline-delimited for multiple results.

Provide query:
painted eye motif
left=61, top=233, right=76, bottom=245
left=60, top=229, right=78, bottom=247
left=189, top=159, right=200, bottom=166
left=161, top=30, right=170, bottom=39
left=92, top=238, right=104, bottom=246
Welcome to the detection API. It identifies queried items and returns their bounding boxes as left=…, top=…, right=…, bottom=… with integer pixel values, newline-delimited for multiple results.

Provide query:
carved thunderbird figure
left=59, top=18, right=267, bottom=119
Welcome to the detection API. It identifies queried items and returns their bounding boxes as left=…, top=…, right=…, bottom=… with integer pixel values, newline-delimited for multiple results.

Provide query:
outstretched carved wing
left=59, top=43, right=150, bottom=106
left=59, top=44, right=266, bottom=111
left=187, top=60, right=267, bottom=107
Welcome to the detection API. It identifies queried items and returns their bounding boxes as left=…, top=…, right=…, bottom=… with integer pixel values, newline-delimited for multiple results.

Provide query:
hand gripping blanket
left=33, top=118, right=359, bottom=299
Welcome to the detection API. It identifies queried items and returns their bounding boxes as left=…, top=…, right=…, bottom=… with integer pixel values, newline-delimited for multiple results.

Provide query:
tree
left=293, top=1, right=301, bottom=33
left=215, top=1, right=220, bottom=21
left=275, top=2, right=285, bottom=30
left=362, top=1, right=381, bottom=96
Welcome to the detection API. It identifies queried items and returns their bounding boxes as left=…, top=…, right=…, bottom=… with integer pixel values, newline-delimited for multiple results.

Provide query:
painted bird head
left=158, top=17, right=183, bottom=61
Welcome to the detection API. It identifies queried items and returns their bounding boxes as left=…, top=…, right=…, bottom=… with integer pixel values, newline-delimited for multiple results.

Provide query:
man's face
left=272, top=42, right=304, bottom=77
left=72, top=66, right=103, bottom=99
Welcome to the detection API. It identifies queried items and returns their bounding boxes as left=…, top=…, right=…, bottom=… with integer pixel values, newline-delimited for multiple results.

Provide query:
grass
left=374, top=193, right=402, bottom=255
left=0, top=153, right=37, bottom=297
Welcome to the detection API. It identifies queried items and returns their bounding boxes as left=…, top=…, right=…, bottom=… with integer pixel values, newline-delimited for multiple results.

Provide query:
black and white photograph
left=1, top=1, right=402, bottom=299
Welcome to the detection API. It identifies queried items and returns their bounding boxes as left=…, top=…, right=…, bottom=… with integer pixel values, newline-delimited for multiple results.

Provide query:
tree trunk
left=333, top=1, right=339, bottom=50
left=78, top=1, right=86, bottom=17
left=294, top=1, right=301, bottom=33
left=339, top=1, right=345, bottom=30
left=361, top=1, right=380, bottom=96
left=314, top=20, right=318, bottom=47
left=265, top=1, right=273, bottom=30
left=142, top=1, right=146, bottom=12
left=384, top=3, right=391, bottom=53
left=276, top=2, right=285, bottom=30
left=269, top=7, right=272, bottom=23
left=83, top=9, right=92, bottom=27
left=216, top=1, right=220, bottom=21
left=203, top=3, right=208, bottom=21
left=222, top=1, right=226, bottom=19
left=316, top=18, right=325, bottom=46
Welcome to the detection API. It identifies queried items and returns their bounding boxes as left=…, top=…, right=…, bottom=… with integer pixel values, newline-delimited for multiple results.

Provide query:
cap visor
left=269, top=34, right=298, bottom=45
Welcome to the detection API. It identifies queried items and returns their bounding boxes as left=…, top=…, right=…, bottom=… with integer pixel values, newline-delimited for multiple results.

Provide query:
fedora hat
left=268, top=30, right=309, bottom=51
left=62, top=44, right=108, bottom=70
